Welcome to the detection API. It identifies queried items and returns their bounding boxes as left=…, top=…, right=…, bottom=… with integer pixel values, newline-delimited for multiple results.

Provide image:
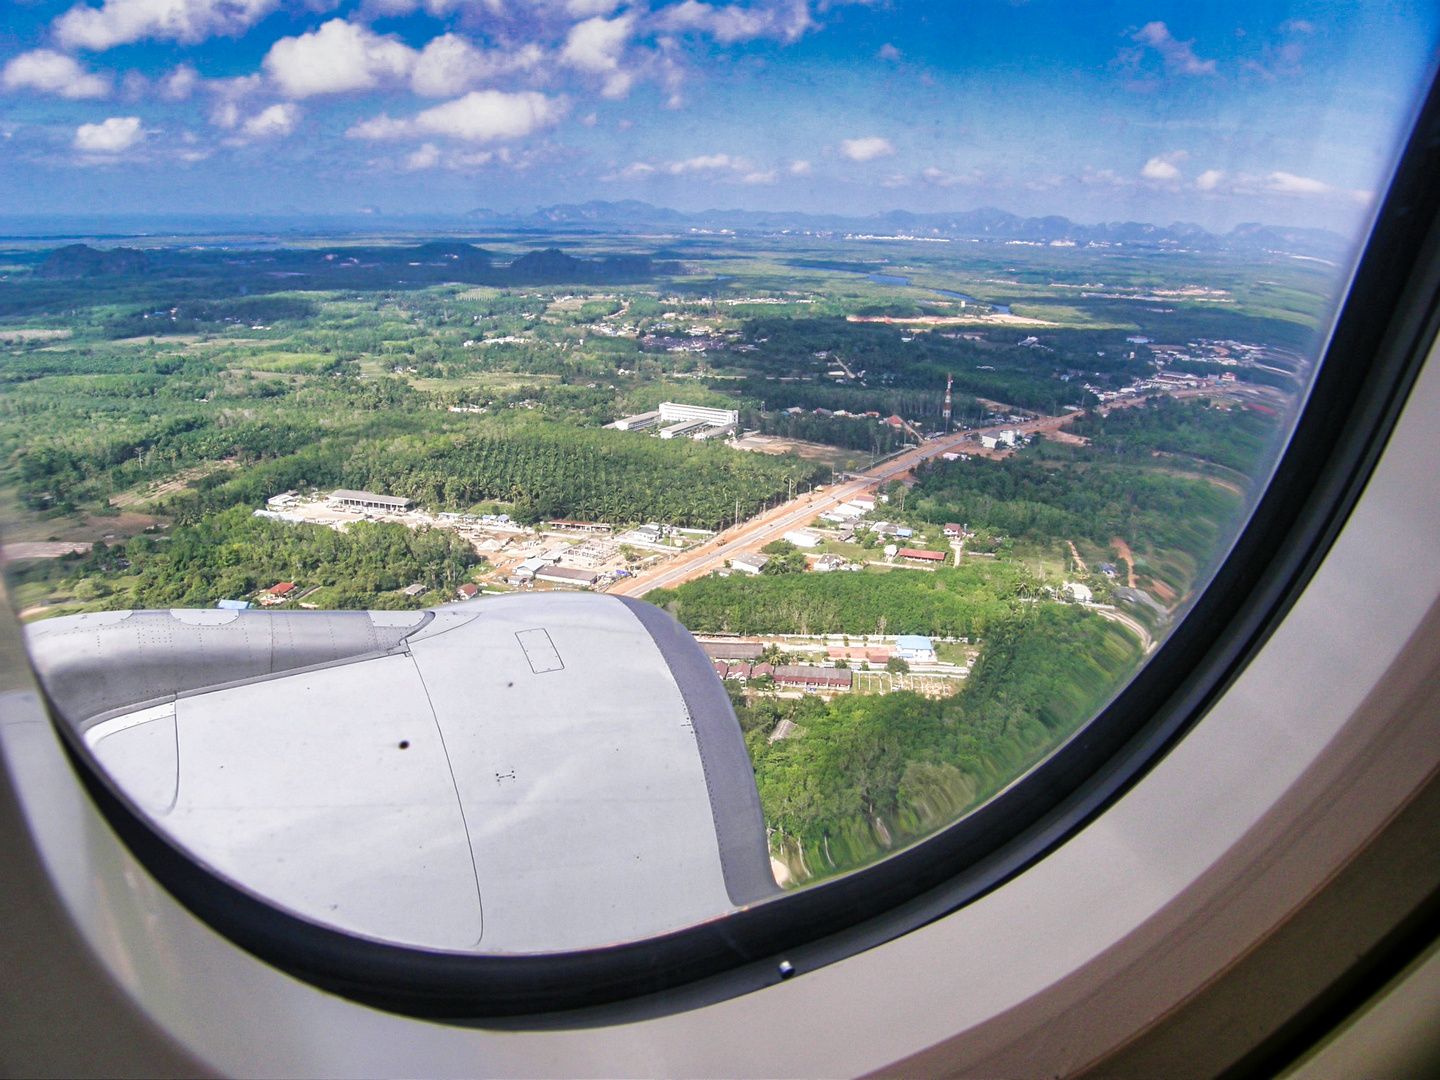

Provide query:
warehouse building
left=328, top=489, right=414, bottom=512
left=700, top=641, right=766, bottom=662
left=660, top=419, right=709, bottom=440
left=535, top=566, right=599, bottom=588
left=658, top=402, right=739, bottom=428
left=607, top=410, right=660, bottom=431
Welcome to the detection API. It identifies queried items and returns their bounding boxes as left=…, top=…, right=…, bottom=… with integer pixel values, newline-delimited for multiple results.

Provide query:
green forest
left=648, top=561, right=1036, bottom=637
left=740, top=604, right=1142, bottom=882
left=0, top=227, right=1326, bottom=887
left=1060, top=395, right=1278, bottom=474
left=907, top=454, right=1242, bottom=564
left=9, top=505, right=479, bottom=610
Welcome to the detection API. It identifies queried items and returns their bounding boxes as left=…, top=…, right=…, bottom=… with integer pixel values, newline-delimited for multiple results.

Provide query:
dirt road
left=1093, top=605, right=1156, bottom=654
left=1110, top=537, right=1138, bottom=588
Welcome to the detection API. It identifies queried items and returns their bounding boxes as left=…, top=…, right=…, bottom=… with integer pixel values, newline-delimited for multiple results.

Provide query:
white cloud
left=158, top=64, right=199, bottom=100
left=263, top=20, right=416, bottom=98
left=451, top=149, right=496, bottom=167
left=659, top=0, right=817, bottom=42
left=347, top=114, right=411, bottom=139
left=1195, top=168, right=1224, bottom=191
left=394, top=143, right=496, bottom=171
left=347, top=89, right=566, bottom=142
left=2, top=49, right=110, bottom=99
left=1141, top=150, right=1188, bottom=181
left=562, top=14, right=632, bottom=71
left=608, top=154, right=768, bottom=180
left=788, top=159, right=811, bottom=175
left=209, top=99, right=241, bottom=128
left=561, top=13, right=634, bottom=94
left=920, top=166, right=985, bottom=187
left=241, top=102, right=301, bottom=137
left=877, top=42, right=901, bottom=60
left=1080, top=166, right=1125, bottom=187
left=404, top=142, right=442, bottom=169
left=665, top=152, right=746, bottom=173
left=656, top=1, right=810, bottom=43
left=1141, top=157, right=1179, bottom=181
left=204, top=72, right=262, bottom=128
left=54, top=0, right=278, bottom=50
left=1132, top=22, right=1217, bottom=76
left=209, top=72, right=262, bottom=99
left=1265, top=171, right=1331, bottom=195
left=74, top=115, right=143, bottom=152
left=559, top=14, right=636, bottom=97
left=410, top=33, right=482, bottom=97
left=567, top=0, right=622, bottom=14
left=410, top=34, right=543, bottom=97
left=841, top=136, right=893, bottom=162
left=120, top=69, right=149, bottom=98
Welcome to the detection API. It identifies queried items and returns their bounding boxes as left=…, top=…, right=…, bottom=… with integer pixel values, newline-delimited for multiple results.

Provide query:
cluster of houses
left=709, top=660, right=855, bottom=692
left=817, top=491, right=877, bottom=525
left=696, top=634, right=940, bottom=693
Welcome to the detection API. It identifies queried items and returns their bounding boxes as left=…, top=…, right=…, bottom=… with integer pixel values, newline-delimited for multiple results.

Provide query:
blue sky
left=0, top=0, right=1435, bottom=230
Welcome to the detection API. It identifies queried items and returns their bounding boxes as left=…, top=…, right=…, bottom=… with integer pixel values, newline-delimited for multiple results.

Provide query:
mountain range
left=466, top=200, right=1352, bottom=262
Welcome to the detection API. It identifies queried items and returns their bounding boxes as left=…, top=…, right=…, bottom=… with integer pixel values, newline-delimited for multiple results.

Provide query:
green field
left=0, top=227, right=1326, bottom=884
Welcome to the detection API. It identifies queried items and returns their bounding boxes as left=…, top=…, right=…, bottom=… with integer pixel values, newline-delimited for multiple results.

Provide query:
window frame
left=11, top=65, right=1440, bottom=1025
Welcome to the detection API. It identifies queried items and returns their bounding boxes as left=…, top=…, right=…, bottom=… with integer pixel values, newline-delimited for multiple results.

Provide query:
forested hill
left=907, top=455, right=1240, bottom=565
left=1060, top=396, right=1279, bottom=475
left=28, top=243, right=680, bottom=291
left=740, top=603, right=1142, bottom=884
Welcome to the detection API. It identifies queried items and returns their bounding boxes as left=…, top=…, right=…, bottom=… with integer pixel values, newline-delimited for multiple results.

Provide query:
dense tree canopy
left=744, top=604, right=1141, bottom=883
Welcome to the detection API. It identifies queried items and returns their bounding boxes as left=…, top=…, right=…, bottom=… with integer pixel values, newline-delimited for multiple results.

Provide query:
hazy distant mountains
left=467, top=200, right=1351, bottom=261
left=33, top=240, right=678, bottom=287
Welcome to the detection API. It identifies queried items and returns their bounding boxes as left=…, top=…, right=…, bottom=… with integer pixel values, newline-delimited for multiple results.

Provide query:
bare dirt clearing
left=0, top=328, right=70, bottom=342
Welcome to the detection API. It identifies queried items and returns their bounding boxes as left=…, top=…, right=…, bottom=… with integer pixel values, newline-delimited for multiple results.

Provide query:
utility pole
left=943, top=373, right=953, bottom=432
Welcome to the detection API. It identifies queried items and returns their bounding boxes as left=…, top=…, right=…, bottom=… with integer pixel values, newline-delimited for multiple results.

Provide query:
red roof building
left=456, top=583, right=479, bottom=599
left=774, top=666, right=853, bottom=690
left=898, top=547, right=946, bottom=562
left=828, top=646, right=892, bottom=664
left=268, top=582, right=296, bottom=595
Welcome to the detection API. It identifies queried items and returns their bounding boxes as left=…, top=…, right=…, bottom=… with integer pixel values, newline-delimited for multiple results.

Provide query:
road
left=610, top=411, right=1080, bottom=598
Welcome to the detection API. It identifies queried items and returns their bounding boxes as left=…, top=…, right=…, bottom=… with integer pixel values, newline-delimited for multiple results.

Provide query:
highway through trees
left=610, top=412, right=1080, bottom=598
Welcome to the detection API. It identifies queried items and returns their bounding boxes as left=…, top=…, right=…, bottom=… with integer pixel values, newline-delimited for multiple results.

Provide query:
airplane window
left=2, top=0, right=1437, bottom=1011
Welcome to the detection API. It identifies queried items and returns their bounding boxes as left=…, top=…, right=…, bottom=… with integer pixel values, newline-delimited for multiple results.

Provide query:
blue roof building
left=895, top=635, right=936, bottom=660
